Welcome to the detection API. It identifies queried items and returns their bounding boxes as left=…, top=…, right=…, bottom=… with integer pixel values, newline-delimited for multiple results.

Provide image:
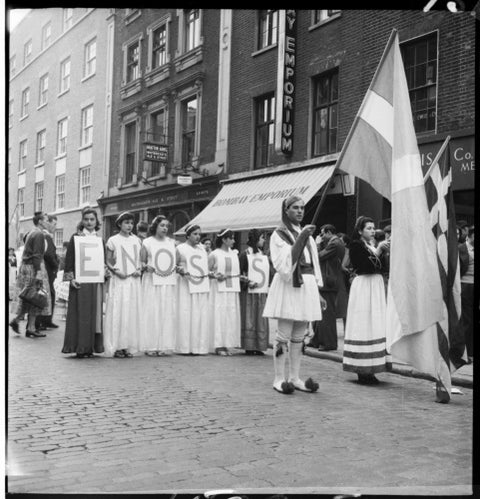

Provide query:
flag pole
left=423, top=135, right=451, bottom=183
left=311, top=28, right=398, bottom=226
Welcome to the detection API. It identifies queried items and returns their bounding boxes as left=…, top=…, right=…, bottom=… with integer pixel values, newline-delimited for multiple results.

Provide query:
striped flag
left=423, top=141, right=465, bottom=402
left=335, top=29, right=446, bottom=399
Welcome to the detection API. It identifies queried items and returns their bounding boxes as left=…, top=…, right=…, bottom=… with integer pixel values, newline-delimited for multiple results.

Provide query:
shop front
left=98, top=177, right=220, bottom=238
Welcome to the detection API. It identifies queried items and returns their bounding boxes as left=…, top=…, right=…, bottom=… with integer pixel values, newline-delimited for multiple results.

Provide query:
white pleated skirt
left=263, top=273, right=323, bottom=322
left=175, top=277, right=210, bottom=354
left=104, top=275, right=142, bottom=356
left=139, top=273, right=176, bottom=352
left=342, top=274, right=392, bottom=374
left=208, top=280, right=241, bottom=349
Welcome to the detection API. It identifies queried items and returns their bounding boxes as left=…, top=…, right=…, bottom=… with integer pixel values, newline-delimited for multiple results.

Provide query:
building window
left=54, top=229, right=64, bottom=248
left=84, top=38, right=96, bottom=78
left=181, top=96, right=198, bottom=166
left=152, top=24, right=167, bottom=68
left=258, top=10, right=278, bottom=50
left=9, top=99, right=13, bottom=128
left=254, top=94, right=275, bottom=168
left=36, top=130, right=46, bottom=164
left=18, top=188, right=25, bottom=217
left=147, top=108, right=167, bottom=177
left=60, top=58, right=71, bottom=93
left=19, top=140, right=28, bottom=171
left=57, top=118, right=68, bottom=156
left=63, top=8, right=73, bottom=31
left=312, top=10, right=341, bottom=24
left=55, top=175, right=66, bottom=210
left=39, top=73, right=48, bottom=106
left=35, top=182, right=44, bottom=212
left=185, top=9, right=201, bottom=52
left=23, top=39, right=32, bottom=65
left=41, top=22, right=52, bottom=50
left=312, top=70, right=339, bottom=157
left=81, top=105, right=94, bottom=147
left=124, top=121, right=137, bottom=183
left=125, top=9, right=141, bottom=24
left=401, top=33, right=438, bottom=134
left=79, top=167, right=91, bottom=205
left=21, top=88, right=30, bottom=117
left=126, top=42, right=140, bottom=82
left=10, top=55, right=16, bottom=78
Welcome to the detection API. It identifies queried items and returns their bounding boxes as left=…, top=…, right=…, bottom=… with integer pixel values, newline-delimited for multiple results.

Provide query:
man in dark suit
left=458, top=226, right=474, bottom=363
left=311, top=224, right=346, bottom=351
left=36, top=214, right=60, bottom=330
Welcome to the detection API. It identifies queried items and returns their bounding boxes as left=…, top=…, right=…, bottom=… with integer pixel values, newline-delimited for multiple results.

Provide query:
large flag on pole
left=335, top=29, right=445, bottom=397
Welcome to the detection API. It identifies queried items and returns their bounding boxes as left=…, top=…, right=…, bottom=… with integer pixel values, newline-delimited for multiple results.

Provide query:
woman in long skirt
left=10, top=213, right=52, bottom=337
left=342, top=216, right=392, bottom=384
left=104, top=212, right=143, bottom=358
left=263, top=196, right=326, bottom=394
left=61, top=208, right=106, bottom=358
left=176, top=224, right=211, bottom=355
left=139, top=215, right=177, bottom=356
left=208, top=229, right=242, bottom=356
left=239, top=228, right=270, bottom=355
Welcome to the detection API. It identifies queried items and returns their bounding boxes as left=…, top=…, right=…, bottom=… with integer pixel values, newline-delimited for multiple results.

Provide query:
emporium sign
left=275, top=10, right=297, bottom=155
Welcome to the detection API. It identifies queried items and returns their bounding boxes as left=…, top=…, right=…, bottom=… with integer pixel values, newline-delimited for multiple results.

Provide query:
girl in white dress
left=263, top=196, right=326, bottom=394
left=176, top=224, right=211, bottom=355
left=104, top=212, right=143, bottom=358
left=208, top=229, right=242, bottom=356
left=139, top=215, right=177, bottom=356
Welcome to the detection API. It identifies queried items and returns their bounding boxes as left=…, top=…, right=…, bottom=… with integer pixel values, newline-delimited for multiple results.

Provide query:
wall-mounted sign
left=178, top=175, right=193, bottom=186
left=144, top=143, right=168, bottom=162
left=275, top=10, right=297, bottom=155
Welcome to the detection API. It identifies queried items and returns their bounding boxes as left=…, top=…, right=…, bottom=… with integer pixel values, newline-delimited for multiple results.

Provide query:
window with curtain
left=254, top=93, right=275, bottom=168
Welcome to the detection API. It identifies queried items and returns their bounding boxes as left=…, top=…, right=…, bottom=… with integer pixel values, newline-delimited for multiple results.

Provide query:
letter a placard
left=74, top=236, right=105, bottom=283
left=247, top=254, right=269, bottom=294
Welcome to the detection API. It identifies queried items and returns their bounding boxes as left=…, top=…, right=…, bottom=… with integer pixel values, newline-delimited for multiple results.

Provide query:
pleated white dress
left=139, top=236, right=177, bottom=353
left=104, top=233, right=143, bottom=356
left=175, top=242, right=211, bottom=354
left=208, top=248, right=241, bottom=350
left=263, top=229, right=323, bottom=322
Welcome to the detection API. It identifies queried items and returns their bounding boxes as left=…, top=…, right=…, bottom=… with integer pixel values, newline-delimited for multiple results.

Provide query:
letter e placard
left=74, top=236, right=105, bottom=283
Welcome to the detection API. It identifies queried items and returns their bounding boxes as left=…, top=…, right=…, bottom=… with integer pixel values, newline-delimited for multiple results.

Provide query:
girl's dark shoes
left=26, top=330, right=46, bottom=338
left=9, top=320, right=20, bottom=334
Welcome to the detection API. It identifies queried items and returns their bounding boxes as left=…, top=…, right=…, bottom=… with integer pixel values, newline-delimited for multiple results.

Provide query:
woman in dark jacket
left=342, top=216, right=392, bottom=384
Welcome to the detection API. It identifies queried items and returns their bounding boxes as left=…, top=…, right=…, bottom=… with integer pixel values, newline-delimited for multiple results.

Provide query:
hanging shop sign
left=275, top=9, right=297, bottom=155
left=144, top=143, right=169, bottom=162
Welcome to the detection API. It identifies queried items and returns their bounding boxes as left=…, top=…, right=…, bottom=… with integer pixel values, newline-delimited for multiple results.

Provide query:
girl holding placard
left=208, top=229, right=241, bottom=356
left=139, top=215, right=177, bottom=356
left=104, top=212, right=143, bottom=358
left=62, top=208, right=106, bottom=358
left=239, top=229, right=270, bottom=355
left=175, top=224, right=211, bottom=355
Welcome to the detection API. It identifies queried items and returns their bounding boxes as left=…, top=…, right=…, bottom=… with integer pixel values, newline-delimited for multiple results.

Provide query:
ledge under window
left=37, top=102, right=48, bottom=110
left=78, top=144, right=93, bottom=152
left=309, top=12, right=342, bottom=32
left=19, top=114, right=29, bottom=121
left=17, top=169, right=26, bottom=175
left=34, top=162, right=45, bottom=168
left=145, top=63, right=170, bottom=87
left=174, top=44, right=203, bottom=73
left=252, top=43, right=277, bottom=58
left=54, top=153, right=67, bottom=161
left=57, top=88, right=70, bottom=98
left=120, top=78, right=142, bottom=99
left=81, top=72, right=95, bottom=83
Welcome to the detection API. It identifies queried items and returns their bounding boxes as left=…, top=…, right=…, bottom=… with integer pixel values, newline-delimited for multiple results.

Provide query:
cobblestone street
left=7, top=311, right=472, bottom=495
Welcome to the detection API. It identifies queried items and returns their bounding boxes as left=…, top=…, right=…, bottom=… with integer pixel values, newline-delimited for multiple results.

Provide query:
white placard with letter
left=186, top=250, right=210, bottom=294
left=247, top=254, right=269, bottom=294
left=74, top=236, right=105, bottom=283
left=216, top=251, right=240, bottom=293
left=151, top=240, right=177, bottom=286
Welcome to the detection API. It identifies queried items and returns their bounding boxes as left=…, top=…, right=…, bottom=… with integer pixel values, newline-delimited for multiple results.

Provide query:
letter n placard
left=74, top=236, right=105, bottom=283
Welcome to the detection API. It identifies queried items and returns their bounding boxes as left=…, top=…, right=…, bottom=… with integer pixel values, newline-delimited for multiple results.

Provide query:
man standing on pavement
left=311, top=224, right=345, bottom=351
left=36, top=214, right=60, bottom=331
left=458, top=226, right=474, bottom=364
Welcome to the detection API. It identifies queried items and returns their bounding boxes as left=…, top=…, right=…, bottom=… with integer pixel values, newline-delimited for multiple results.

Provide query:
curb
left=304, top=348, right=473, bottom=389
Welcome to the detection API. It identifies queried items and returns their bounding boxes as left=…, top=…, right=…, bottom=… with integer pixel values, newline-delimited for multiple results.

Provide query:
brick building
left=186, top=9, right=475, bottom=240
left=98, top=8, right=229, bottom=237
left=7, top=8, right=114, bottom=248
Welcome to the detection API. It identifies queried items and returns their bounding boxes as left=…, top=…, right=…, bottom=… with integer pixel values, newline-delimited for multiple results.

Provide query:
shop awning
left=175, top=165, right=336, bottom=234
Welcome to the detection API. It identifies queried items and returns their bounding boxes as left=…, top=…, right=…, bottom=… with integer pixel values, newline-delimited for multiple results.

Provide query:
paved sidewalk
left=304, top=320, right=473, bottom=389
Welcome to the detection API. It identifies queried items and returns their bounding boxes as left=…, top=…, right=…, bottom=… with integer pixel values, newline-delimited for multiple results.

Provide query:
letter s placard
left=247, top=254, right=269, bottom=294
left=74, top=236, right=105, bottom=283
